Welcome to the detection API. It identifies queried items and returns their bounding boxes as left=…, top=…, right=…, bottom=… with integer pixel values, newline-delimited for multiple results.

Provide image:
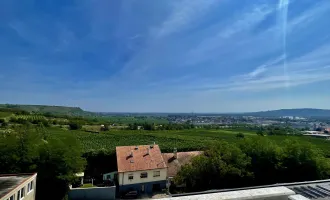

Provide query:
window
left=140, top=172, right=148, bottom=178
left=17, top=190, right=20, bottom=200
left=20, top=188, right=24, bottom=199
left=128, top=174, right=134, bottom=180
left=27, top=181, right=33, bottom=193
left=153, top=171, right=160, bottom=177
left=7, top=194, right=14, bottom=200
left=106, top=175, right=111, bottom=180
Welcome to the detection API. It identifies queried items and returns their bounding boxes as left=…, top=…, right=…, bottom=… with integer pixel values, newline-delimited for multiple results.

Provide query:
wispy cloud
left=194, top=47, right=330, bottom=92
left=1, top=0, right=330, bottom=112
left=153, top=0, right=220, bottom=38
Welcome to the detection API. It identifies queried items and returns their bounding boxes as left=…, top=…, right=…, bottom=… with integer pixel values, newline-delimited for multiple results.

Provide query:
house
left=0, top=173, right=37, bottom=200
left=102, top=171, right=117, bottom=181
left=75, top=172, right=84, bottom=186
left=162, top=149, right=202, bottom=184
left=162, top=149, right=202, bottom=179
left=116, top=144, right=167, bottom=195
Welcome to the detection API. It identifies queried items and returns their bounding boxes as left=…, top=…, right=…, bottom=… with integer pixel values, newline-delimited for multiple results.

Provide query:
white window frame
left=17, top=190, right=20, bottom=200
left=20, top=187, right=24, bottom=199
left=7, top=194, right=14, bottom=200
left=153, top=171, right=160, bottom=177
left=27, top=181, right=33, bottom=194
left=140, top=172, right=148, bottom=178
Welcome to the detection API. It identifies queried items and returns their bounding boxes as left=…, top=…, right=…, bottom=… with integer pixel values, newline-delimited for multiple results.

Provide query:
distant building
left=0, top=173, right=37, bottom=200
left=74, top=172, right=84, bottom=186
left=102, top=171, right=117, bottom=181
left=116, top=145, right=167, bottom=195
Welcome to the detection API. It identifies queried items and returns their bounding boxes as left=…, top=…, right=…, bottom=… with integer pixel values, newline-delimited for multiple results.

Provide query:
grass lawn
left=79, top=183, right=94, bottom=188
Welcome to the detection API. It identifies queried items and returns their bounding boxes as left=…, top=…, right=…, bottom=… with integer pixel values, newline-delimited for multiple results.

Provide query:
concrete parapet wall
left=161, top=186, right=296, bottom=200
left=68, top=186, right=116, bottom=200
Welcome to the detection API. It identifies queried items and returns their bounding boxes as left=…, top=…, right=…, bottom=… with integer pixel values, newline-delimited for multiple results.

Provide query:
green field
left=0, top=112, right=12, bottom=118
left=47, top=128, right=330, bottom=156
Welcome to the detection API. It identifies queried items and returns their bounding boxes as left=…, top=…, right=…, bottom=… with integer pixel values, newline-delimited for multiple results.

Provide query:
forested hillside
left=0, top=104, right=87, bottom=116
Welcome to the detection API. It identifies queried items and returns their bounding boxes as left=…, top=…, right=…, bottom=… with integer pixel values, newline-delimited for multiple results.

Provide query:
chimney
left=130, top=150, right=133, bottom=157
left=173, top=148, right=177, bottom=159
left=146, top=147, right=150, bottom=155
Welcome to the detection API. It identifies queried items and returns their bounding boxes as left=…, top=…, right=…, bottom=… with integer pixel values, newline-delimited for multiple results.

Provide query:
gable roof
left=116, top=145, right=167, bottom=173
left=162, top=151, right=203, bottom=177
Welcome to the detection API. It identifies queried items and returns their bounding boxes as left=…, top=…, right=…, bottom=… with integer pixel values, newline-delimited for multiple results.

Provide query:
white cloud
left=154, top=0, right=219, bottom=38
left=247, top=66, right=267, bottom=78
left=218, top=4, right=274, bottom=38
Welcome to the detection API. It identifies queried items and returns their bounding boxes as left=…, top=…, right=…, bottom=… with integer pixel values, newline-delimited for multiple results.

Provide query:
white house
left=116, top=144, right=167, bottom=195
left=102, top=171, right=117, bottom=181
left=0, top=173, right=37, bottom=200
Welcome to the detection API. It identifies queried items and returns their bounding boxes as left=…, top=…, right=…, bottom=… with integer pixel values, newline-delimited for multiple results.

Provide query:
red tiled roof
left=116, top=145, right=167, bottom=173
left=162, top=151, right=203, bottom=177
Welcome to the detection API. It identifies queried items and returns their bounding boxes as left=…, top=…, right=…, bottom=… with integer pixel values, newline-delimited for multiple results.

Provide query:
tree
left=0, top=125, right=86, bottom=200
left=36, top=135, right=86, bottom=200
left=0, top=118, right=5, bottom=123
left=238, top=138, right=282, bottom=185
left=315, top=127, right=323, bottom=131
left=236, top=132, right=245, bottom=138
left=1, top=121, right=8, bottom=127
left=279, top=140, right=330, bottom=182
left=256, top=130, right=264, bottom=136
left=69, top=121, right=82, bottom=130
left=174, top=141, right=253, bottom=192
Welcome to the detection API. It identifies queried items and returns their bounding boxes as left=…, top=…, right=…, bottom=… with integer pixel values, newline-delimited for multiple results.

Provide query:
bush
left=0, top=118, right=5, bottom=123
left=1, top=121, right=8, bottom=127
left=69, top=122, right=82, bottom=130
left=236, top=133, right=245, bottom=138
left=256, top=130, right=264, bottom=136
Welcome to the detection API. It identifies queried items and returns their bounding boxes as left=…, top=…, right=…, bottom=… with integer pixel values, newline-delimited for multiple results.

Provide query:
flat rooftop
left=0, top=174, right=35, bottom=198
left=162, top=186, right=295, bottom=200
left=170, top=179, right=330, bottom=200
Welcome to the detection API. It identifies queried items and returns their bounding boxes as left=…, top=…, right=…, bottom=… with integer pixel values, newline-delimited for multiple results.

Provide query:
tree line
left=173, top=137, right=330, bottom=192
left=0, top=124, right=85, bottom=200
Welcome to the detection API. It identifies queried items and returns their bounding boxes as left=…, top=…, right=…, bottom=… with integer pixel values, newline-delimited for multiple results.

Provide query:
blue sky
left=1, top=0, right=330, bottom=112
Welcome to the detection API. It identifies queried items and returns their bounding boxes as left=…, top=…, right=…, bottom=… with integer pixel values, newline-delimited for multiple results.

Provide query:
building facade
left=0, top=173, right=37, bottom=200
left=116, top=145, right=167, bottom=195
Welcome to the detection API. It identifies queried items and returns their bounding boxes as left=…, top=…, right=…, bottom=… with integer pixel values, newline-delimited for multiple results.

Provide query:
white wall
left=103, top=171, right=117, bottom=180
left=118, top=168, right=167, bottom=185
left=1, top=174, right=37, bottom=200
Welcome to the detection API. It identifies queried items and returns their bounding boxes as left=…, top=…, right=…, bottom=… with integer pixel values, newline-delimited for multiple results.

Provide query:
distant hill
left=244, top=108, right=330, bottom=118
left=0, top=104, right=87, bottom=116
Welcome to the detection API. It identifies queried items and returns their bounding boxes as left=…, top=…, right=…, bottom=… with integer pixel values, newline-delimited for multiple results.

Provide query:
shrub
left=69, top=122, right=82, bottom=130
left=236, top=132, right=245, bottom=138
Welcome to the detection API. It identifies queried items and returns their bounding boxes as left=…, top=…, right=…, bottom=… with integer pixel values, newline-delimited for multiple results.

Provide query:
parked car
left=121, top=191, right=138, bottom=199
